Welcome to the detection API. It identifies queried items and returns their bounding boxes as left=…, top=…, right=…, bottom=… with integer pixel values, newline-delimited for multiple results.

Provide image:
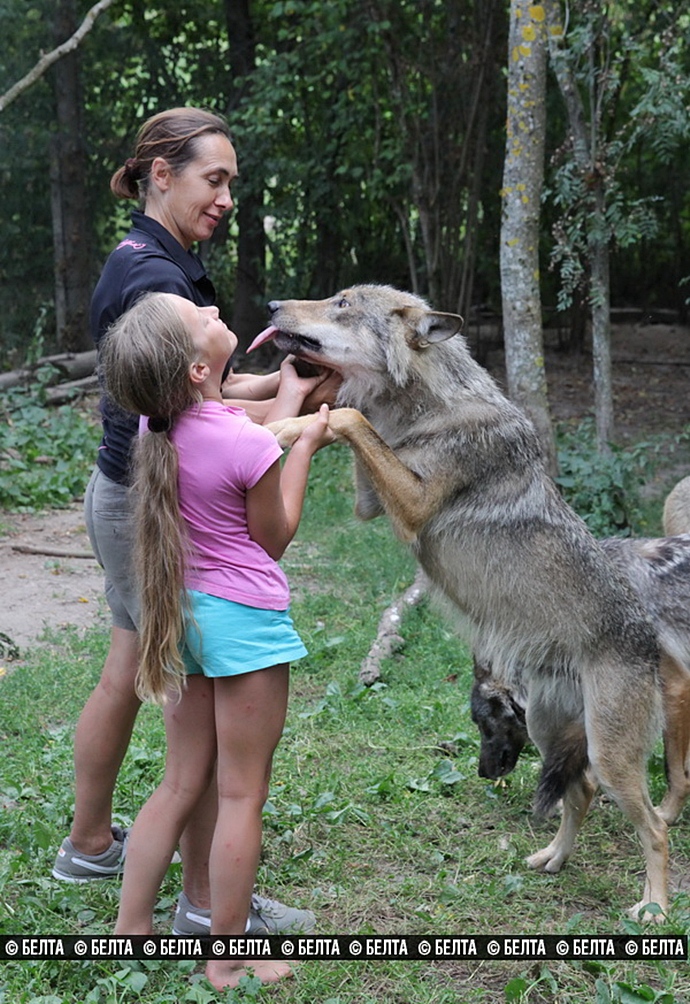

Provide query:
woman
left=52, top=107, right=321, bottom=937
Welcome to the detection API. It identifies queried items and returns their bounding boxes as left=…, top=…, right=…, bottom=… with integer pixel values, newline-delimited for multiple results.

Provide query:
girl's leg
left=178, top=770, right=217, bottom=911
left=115, top=676, right=216, bottom=934
left=205, top=664, right=293, bottom=990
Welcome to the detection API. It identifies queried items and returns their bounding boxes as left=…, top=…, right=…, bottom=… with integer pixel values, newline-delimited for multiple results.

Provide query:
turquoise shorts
left=182, top=590, right=307, bottom=678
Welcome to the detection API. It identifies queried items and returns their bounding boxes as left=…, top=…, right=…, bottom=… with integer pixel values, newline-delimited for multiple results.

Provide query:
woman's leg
left=65, top=468, right=141, bottom=857
left=205, top=664, right=293, bottom=990
left=68, top=626, right=141, bottom=855
left=115, top=676, right=216, bottom=934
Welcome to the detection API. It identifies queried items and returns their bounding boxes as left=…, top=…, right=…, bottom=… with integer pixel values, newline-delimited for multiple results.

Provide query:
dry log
left=44, top=374, right=99, bottom=405
left=0, top=350, right=97, bottom=393
left=359, top=567, right=428, bottom=685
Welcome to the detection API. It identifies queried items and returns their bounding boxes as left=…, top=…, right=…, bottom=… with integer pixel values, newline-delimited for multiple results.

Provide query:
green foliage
left=544, top=3, right=690, bottom=314
left=554, top=418, right=661, bottom=536
left=0, top=387, right=100, bottom=511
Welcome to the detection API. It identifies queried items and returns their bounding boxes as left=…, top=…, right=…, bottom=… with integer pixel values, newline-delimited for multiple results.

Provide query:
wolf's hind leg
left=658, top=652, right=690, bottom=825
left=526, top=770, right=596, bottom=873
left=585, top=677, right=669, bottom=920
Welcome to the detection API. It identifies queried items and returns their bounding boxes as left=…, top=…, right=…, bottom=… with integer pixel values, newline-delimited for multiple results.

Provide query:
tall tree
left=500, top=1, right=557, bottom=474
left=543, top=1, right=690, bottom=452
left=50, top=0, right=92, bottom=351
left=224, top=0, right=267, bottom=349
left=369, top=0, right=506, bottom=315
left=545, top=0, right=614, bottom=451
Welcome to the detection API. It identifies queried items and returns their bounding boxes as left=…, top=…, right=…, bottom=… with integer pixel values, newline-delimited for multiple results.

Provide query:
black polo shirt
left=90, top=212, right=216, bottom=483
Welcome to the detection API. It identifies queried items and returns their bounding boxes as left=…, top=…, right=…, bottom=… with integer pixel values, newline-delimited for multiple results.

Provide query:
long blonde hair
left=100, top=293, right=202, bottom=703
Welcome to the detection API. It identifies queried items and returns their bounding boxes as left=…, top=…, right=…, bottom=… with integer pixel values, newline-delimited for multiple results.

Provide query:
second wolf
left=256, top=284, right=684, bottom=917
left=471, top=531, right=690, bottom=832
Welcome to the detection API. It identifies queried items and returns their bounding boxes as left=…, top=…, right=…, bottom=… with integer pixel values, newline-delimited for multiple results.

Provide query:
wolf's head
left=470, top=661, right=529, bottom=779
left=249, top=284, right=463, bottom=388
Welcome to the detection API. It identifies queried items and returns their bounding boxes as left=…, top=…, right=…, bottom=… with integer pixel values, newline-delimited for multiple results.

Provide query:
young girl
left=101, top=291, right=334, bottom=989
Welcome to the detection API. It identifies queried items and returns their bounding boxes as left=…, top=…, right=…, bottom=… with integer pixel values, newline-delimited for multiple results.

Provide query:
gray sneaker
left=249, top=893, right=316, bottom=935
left=172, top=890, right=316, bottom=936
left=52, top=826, right=128, bottom=883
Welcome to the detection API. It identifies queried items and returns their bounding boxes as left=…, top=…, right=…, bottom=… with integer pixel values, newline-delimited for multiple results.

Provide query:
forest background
left=2, top=0, right=690, bottom=464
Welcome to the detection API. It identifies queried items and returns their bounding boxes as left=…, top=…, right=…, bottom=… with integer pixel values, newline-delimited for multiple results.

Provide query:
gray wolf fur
left=264, top=283, right=679, bottom=917
left=663, top=476, right=690, bottom=537
left=471, top=534, right=690, bottom=829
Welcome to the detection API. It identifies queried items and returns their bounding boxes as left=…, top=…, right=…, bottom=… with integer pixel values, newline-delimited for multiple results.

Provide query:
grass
left=1, top=442, right=690, bottom=1002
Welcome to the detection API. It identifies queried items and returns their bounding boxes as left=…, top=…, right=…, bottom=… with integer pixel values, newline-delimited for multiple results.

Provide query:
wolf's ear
left=397, top=307, right=463, bottom=349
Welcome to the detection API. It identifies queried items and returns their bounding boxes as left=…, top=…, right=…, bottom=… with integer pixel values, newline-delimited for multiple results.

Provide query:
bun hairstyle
left=109, top=106, right=232, bottom=202
left=101, top=292, right=203, bottom=703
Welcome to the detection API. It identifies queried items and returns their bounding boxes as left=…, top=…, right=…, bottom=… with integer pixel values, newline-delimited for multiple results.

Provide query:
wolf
left=470, top=534, right=690, bottom=831
left=663, top=476, right=690, bottom=537
left=255, top=283, right=682, bottom=917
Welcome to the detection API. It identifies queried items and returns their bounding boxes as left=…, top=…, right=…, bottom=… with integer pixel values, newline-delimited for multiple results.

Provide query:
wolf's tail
left=534, top=723, right=589, bottom=817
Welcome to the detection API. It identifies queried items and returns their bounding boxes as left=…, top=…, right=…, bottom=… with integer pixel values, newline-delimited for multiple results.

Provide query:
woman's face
left=148, top=133, right=238, bottom=250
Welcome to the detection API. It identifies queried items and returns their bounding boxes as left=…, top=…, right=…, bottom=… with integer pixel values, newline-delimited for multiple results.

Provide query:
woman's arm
left=224, top=357, right=341, bottom=425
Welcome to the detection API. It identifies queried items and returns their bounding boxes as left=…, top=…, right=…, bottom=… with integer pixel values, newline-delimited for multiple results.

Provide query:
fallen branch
left=0, top=0, right=117, bottom=113
left=359, top=567, right=428, bottom=685
left=11, top=544, right=96, bottom=560
left=44, top=374, right=99, bottom=405
left=0, top=350, right=97, bottom=393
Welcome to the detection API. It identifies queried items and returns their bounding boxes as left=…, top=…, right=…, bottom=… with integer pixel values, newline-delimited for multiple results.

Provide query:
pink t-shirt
left=170, top=400, right=288, bottom=610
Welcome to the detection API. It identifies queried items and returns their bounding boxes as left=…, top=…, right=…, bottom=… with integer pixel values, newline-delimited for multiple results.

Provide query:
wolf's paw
left=656, top=791, right=686, bottom=826
left=629, top=899, right=667, bottom=923
left=526, top=843, right=569, bottom=874
left=266, top=416, right=313, bottom=448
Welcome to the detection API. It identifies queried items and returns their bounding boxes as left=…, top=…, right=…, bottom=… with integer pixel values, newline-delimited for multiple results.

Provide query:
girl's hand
left=276, top=355, right=326, bottom=402
left=222, top=369, right=280, bottom=401
left=290, top=404, right=337, bottom=454
left=266, top=358, right=336, bottom=423
left=300, top=366, right=342, bottom=413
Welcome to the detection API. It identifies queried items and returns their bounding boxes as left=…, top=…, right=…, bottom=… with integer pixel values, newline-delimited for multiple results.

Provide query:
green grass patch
left=1, top=443, right=690, bottom=1002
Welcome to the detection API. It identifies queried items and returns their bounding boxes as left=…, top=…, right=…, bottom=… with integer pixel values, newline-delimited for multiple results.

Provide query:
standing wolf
left=470, top=532, right=690, bottom=831
left=254, top=284, right=673, bottom=917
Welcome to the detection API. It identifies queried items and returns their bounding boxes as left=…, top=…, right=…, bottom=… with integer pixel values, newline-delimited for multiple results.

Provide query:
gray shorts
left=84, top=466, right=140, bottom=632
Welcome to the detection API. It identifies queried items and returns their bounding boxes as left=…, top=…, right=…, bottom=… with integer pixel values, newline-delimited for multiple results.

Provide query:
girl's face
left=174, top=298, right=238, bottom=372
left=147, top=133, right=238, bottom=250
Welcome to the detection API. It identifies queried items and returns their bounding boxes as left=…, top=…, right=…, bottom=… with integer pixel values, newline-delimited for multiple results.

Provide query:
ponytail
left=130, top=430, right=188, bottom=703
left=100, top=293, right=201, bottom=703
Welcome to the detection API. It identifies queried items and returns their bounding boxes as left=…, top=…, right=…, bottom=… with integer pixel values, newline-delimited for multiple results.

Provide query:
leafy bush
left=0, top=384, right=100, bottom=511
left=555, top=419, right=658, bottom=537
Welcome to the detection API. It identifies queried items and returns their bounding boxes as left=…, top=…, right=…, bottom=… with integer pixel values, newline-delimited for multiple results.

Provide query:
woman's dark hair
left=110, top=107, right=232, bottom=202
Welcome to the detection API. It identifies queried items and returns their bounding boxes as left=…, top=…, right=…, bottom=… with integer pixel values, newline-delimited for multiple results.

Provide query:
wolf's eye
left=338, top=297, right=350, bottom=308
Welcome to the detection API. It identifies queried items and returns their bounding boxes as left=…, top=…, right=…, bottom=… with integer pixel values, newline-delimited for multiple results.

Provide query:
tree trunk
left=545, top=1, right=615, bottom=451
left=224, top=0, right=267, bottom=354
left=50, top=0, right=92, bottom=352
left=589, top=186, right=614, bottom=450
left=500, top=0, right=557, bottom=475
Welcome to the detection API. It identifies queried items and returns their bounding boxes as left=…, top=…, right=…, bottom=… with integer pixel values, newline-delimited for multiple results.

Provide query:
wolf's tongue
left=247, top=325, right=278, bottom=353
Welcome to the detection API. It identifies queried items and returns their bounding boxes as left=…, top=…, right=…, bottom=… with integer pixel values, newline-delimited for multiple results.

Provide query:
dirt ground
left=1, top=319, right=689, bottom=658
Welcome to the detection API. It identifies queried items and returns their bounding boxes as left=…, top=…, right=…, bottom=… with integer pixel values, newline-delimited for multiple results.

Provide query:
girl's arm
left=246, top=405, right=335, bottom=560
left=224, top=358, right=340, bottom=425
